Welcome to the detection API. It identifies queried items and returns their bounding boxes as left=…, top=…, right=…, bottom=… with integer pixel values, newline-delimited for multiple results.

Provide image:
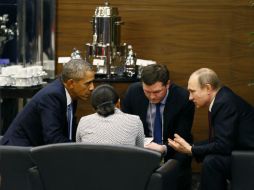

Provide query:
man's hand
left=145, top=142, right=166, bottom=154
left=168, top=134, right=192, bottom=155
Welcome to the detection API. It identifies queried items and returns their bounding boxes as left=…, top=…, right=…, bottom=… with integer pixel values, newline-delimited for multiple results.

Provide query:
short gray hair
left=62, top=59, right=93, bottom=82
left=192, top=68, right=221, bottom=90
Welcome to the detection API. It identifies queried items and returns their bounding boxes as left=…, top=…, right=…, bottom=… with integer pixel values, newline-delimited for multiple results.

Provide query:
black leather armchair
left=147, top=159, right=179, bottom=190
left=30, top=143, right=179, bottom=190
left=0, top=145, right=35, bottom=190
left=231, top=150, right=254, bottom=190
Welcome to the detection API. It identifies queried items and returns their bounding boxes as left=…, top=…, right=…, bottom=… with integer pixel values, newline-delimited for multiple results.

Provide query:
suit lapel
left=140, top=97, right=150, bottom=136
left=163, top=84, right=175, bottom=140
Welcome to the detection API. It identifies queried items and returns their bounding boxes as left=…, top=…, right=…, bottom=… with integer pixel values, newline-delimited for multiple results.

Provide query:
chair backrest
left=231, top=150, right=254, bottom=190
left=0, top=145, right=34, bottom=190
left=31, top=143, right=161, bottom=190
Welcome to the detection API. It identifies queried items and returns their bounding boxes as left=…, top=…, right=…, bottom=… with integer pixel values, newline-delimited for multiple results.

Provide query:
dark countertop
left=0, top=76, right=139, bottom=99
left=0, top=84, right=46, bottom=99
left=94, top=75, right=139, bottom=83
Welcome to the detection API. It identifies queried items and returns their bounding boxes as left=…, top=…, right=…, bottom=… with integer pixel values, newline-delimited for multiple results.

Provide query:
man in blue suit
left=121, top=64, right=195, bottom=190
left=0, top=59, right=95, bottom=146
left=168, top=68, right=254, bottom=190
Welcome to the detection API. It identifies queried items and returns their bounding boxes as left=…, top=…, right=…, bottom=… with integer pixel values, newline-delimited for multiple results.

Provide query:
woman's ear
left=115, top=98, right=121, bottom=109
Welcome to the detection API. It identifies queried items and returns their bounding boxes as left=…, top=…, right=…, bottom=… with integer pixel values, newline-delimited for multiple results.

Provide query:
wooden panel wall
left=56, top=0, right=254, bottom=171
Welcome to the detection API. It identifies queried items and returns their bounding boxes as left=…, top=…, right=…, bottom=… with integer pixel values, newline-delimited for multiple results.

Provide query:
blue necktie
left=153, top=103, right=162, bottom=144
left=67, top=103, right=73, bottom=141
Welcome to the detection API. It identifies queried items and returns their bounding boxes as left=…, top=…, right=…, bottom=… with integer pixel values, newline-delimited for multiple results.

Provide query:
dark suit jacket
left=0, top=78, right=77, bottom=146
left=121, top=82, right=195, bottom=165
left=192, top=86, right=254, bottom=161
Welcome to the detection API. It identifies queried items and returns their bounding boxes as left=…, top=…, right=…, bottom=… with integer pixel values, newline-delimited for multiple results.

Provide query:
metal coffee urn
left=85, top=1, right=137, bottom=78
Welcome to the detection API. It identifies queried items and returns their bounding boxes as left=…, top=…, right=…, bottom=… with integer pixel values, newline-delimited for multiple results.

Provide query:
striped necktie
left=67, top=103, right=73, bottom=141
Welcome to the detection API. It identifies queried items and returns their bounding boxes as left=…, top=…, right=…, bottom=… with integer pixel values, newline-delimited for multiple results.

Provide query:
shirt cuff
left=162, top=145, right=167, bottom=155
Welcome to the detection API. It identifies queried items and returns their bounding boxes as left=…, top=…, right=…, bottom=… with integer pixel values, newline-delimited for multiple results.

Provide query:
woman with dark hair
left=76, top=84, right=144, bottom=147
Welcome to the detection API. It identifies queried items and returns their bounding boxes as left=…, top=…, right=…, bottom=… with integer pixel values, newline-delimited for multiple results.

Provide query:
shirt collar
left=209, top=96, right=215, bottom=112
left=160, top=89, right=168, bottom=105
left=65, top=88, right=72, bottom=106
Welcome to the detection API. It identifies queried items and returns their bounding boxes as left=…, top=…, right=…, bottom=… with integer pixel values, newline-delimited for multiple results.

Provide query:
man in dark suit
left=168, top=68, right=254, bottom=190
left=0, top=59, right=95, bottom=146
left=121, top=64, right=195, bottom=190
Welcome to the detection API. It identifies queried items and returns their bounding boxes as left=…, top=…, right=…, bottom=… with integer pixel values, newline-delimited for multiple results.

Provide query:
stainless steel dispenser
left=85, top=1, right=137, bottom=78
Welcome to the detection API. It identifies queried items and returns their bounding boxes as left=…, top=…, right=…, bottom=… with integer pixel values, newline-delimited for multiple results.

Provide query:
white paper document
left=144, top=137, right=153, bottom=145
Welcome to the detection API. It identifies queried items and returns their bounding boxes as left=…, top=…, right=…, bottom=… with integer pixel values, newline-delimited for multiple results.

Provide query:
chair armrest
left=231, top=150, right=254, bottom=190
left=147, top=159, right=179, bottom=190
left=28, top=166, right=44, bottom=190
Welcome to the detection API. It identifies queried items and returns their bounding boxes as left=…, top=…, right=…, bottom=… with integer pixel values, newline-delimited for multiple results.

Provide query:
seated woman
left=76, top=84, right=144, bottom=147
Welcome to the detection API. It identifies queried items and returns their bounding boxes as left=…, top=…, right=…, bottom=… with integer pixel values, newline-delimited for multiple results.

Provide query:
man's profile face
left=71, top=70, right=95, bottom=101
left=188, top=75, right=209, bottom=108
left=142, top=81, right=169, bottom=104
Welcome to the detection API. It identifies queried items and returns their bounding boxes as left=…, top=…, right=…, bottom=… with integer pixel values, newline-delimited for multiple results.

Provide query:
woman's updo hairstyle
left=91, top=84, right=119, bottom=117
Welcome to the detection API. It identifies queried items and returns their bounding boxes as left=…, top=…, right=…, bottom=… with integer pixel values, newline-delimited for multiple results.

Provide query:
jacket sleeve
left=38, top=93, right=70, bottom=144
left=121, top=84, right=134, bottom=114
left=136, top=118, right=145, bottom=147
left=192, top=102, right=237, bottom=159
left=165, top=99, right=195, bottom=165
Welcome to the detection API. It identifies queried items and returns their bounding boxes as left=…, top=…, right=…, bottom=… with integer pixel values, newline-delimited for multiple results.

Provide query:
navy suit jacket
left=1, top=78, right=77, bottom=146
left=192, top=86, right=254, bottom=161
left=121, top=82, right=195, bottom=165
